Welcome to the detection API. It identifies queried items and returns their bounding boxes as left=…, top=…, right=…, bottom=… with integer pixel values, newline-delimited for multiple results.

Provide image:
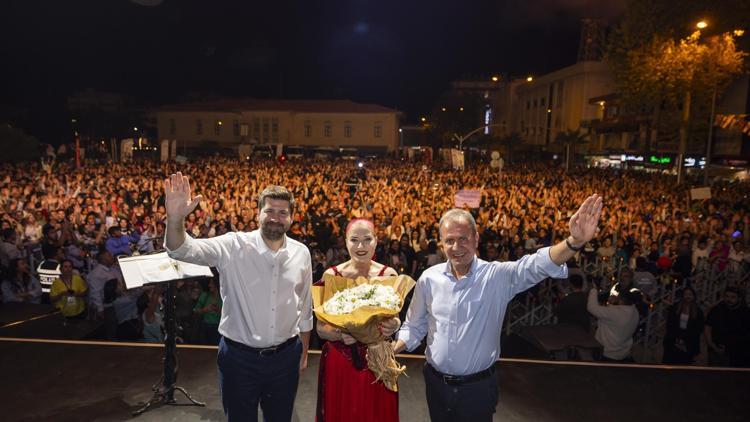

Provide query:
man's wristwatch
left=565, top=237, right=585, bottom=252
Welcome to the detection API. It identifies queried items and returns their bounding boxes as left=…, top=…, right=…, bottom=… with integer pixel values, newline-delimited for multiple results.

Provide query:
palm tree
left=555, top=129, right=589, bottom=172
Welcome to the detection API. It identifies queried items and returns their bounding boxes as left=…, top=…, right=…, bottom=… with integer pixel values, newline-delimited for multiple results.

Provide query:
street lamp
left=698, top=20, right=714, bottom=185
left=453, top=123, right=509, bottom=151
left=491, top=75, right=499, bottom=82
left=526, top=76, right=534, bottom=82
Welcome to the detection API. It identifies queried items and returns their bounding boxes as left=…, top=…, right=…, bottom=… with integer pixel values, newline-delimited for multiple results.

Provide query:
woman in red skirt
left=315, top=219, right=401, bottom=422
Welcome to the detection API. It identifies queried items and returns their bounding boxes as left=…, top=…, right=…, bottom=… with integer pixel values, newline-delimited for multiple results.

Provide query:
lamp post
left=677, top=20, right=709, bottom=185
left=695, top=20, right=713, bottom=186
left=453, top=123, right=509, bottom=151
left=704, top=83, right=717, bottom=186
left=398, top=128, right=403, bottom=156
left=450, top=123, right=517, bottom=171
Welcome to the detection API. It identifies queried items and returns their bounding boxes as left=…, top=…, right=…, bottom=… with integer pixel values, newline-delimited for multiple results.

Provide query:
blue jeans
left=218, top=336, right=302, bottom=422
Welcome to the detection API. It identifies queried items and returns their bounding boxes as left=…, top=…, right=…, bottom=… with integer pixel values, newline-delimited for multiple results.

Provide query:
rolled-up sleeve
left=397, top=277, right=429, bottom=352
left=298, top=254, right=314, bottom=332
left=495, top=246, right=568, bottom=298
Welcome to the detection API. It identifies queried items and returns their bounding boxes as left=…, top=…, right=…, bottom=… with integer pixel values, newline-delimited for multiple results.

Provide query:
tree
left=555, top=129, right=589, bottom=172
left=619, top=31, right=744, bottom=183
left=606, top=0, right=748, bottom=183
left=0, top=123, right=40, bottom=163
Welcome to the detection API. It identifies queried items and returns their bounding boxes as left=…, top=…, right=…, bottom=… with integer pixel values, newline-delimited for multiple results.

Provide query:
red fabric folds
left=316, top=340, right=398, bottom=422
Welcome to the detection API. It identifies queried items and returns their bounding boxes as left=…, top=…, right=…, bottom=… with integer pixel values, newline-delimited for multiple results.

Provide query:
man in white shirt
left=164, top=173, right=312, bottom=422
left=692, top=237, right=710, bottom=270
left=587, top=284, right=640, bottom=361
left=86, top=250, right=123, bottom=340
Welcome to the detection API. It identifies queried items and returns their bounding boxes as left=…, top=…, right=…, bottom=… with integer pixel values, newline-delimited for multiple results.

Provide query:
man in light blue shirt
left=394, top=194, right=603, bottom=422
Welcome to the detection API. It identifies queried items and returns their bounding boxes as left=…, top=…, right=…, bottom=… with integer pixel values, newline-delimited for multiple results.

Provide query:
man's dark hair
left=96, top=250, right=112, bottom=263
left=258, top=185, right=295, bottom=213
left=1, top=228, right=14, bottom=241
left=635, top=256, right=649, bottom=270
left=569, top=274, right=584, bottom=290
left=42, top=224, right=55, bottom=236
left=725, top=286, right=741, bottom=296
left=618, top=292, right=635, bottom=306
left=108, top=226, right=121, bottom=236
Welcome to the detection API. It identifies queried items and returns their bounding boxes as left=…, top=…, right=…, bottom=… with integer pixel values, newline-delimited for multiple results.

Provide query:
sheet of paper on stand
left=118, top=252, right=213, bottom=289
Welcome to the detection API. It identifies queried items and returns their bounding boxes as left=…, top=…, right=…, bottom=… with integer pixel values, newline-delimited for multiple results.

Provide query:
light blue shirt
left=398, top=246, right=567, bottom=376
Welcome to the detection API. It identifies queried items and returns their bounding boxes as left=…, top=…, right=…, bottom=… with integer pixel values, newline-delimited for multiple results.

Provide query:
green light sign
left=649, top=156, right=671, bottom=164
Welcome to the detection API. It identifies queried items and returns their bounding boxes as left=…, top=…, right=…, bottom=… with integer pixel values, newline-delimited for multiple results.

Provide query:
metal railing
left=503, top=255, right=750, bottom=362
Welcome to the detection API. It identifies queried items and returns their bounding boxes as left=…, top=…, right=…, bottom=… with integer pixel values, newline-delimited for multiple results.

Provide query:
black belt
left=426, top=363, right=495, bottom=385
left=224, top=335, right=298, bottom=356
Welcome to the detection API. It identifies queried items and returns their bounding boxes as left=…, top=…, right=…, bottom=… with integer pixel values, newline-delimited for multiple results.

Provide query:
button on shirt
left=398, top=246, right=567, bottom=376
left=167, top=230, right=313, bottom=348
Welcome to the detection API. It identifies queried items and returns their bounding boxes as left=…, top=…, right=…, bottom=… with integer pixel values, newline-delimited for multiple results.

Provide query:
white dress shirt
left=167, top=230, right=313, bottom=348
left=398, top=246, right=567, bottom=376
left=86, top=263, right=124, bottom=312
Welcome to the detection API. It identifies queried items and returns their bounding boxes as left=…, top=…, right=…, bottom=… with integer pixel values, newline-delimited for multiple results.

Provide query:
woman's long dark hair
left=8, top=258, right=31, bottom=293
left=674, top=286, right=699, bottom=319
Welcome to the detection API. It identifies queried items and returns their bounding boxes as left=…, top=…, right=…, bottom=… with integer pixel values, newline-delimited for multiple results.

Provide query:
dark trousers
left=218, top=336, right=302, bottom=422
left=202, top=322, right=220, bottom=345
left=423, top=363, right=498, bottom=422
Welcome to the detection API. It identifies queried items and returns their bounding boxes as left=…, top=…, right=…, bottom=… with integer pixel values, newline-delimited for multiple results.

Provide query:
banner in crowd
left=450, top=148, right=465, bottom=171
left=160, top=139, right=170, bottom=162
left=454, top=189, right=482, bottom=208
left=121, top=138, right=133, bottom=163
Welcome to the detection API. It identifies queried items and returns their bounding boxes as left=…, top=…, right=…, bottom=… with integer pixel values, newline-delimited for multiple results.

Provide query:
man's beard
left=261, top=222, right=288, bottom=241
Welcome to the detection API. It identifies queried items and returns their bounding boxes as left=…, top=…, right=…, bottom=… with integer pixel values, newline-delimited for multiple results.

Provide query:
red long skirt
left=316, top=340, right=399, bottom=422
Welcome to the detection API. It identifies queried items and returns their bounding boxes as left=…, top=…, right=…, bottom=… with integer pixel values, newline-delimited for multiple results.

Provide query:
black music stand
left=118, top=253, right=211, bottom=416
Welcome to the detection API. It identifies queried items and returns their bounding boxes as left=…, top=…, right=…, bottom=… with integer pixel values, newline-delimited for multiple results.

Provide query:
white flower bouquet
left=313, top=273, right=416, bottom=392
left=322, top=283, right=401, bottom=315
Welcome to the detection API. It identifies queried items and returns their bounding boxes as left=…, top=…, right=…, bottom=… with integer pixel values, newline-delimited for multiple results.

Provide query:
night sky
left=2, top=0, right=626, bottom=141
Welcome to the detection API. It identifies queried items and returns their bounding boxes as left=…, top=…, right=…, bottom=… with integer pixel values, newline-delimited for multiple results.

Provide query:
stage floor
left=1, top=338, right=748, bottom=421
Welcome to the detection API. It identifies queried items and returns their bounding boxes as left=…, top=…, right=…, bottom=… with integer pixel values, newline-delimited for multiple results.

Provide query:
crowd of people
left=0, top=155, right=748, bottom=356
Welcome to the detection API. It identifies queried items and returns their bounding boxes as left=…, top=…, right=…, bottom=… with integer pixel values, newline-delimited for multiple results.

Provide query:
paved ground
left=1, top=339, right=748, bottom=422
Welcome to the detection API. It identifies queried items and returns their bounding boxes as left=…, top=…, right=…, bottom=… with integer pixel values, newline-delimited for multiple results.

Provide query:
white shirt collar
left=253, top=230, right=289, bottom=259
